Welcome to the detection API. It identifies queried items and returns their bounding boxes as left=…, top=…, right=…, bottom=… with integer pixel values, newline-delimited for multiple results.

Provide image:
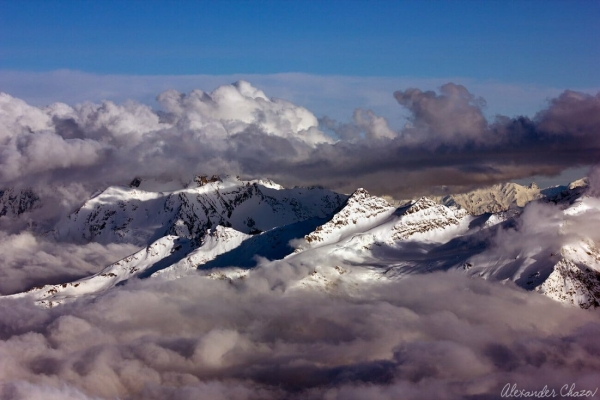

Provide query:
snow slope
left=54, top=175, right=346, bottom=246
left=6, top=176, right=600, bottom=310
left=11, top=235, right=192, bottom=307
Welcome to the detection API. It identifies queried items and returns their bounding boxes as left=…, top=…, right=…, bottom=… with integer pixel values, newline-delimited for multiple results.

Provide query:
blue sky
left=0, top=0, right=597, bottom=188
left=1, top=0, right=598, bottom=87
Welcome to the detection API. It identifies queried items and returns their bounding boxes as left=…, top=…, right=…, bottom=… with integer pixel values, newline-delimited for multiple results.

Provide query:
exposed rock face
left=194, top=175, right=222, bottom=187
left=300, top=188, right=395, bottom=249
left=436, top=182, right=546, bottom=215
left=539, top=259, right=600, bottom=309
left=538, top=238, right=600, bottom=309
left=0, top=188, right=39, bottom=218
left=569, top=177, right=589, bottom=190
left=129, top=177, right=142, bottom=188
left=411, top=179, right=588, bottom=215
left=391, top=197, right=468, bottom=241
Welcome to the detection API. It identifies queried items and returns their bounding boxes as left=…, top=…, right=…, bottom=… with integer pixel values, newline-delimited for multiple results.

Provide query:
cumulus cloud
left=394, top=83, right=488, bottom=147
left=276, top=85, right=600, bottom=197
left=0, top=81, right=333, bottom=190
left=0, top=266, right=598, bottom=399
left=1, top=81, right=599, bottom=224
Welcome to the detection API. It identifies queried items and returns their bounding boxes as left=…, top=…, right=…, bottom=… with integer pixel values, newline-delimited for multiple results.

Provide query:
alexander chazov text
left=501, top=383, right=598, bottom=398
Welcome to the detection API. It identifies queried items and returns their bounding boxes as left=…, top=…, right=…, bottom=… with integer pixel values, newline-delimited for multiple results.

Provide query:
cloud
left=156, top=81, right=329, bottom=145
left=272, top=85, right=600, bottom=197
left=0, top=265, right=598, bottom=399
left=2, top=78, right=599, bottom=399
left=537, top=90, right=600, bottom=138
left=589, top=166, right=600, bottom=197
left=394, top=83, right=488, bottom=147
left=0, top=81, right=331, bottom=188
left=0, top=231, right=137, bottom=295
left=1, top=81, right=599, bottom=229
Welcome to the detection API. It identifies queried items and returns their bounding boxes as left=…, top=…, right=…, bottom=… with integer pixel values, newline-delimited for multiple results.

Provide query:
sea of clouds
left=1, top=81, right=599, bottom=399
left=1, top=264, right=599, bottom=400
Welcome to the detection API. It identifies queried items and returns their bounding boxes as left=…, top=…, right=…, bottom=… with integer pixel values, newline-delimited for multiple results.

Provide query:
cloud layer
left=1, top=81, right=600, bottom=398
left=0, top=231, right=137, bottom=295
left=1, top=265, right=599, bottom=400
left=5, top=71, right=589, bottom=122
left=307, top=86, right=600, bottom=196
left=1, top=81, right=599, bottom=223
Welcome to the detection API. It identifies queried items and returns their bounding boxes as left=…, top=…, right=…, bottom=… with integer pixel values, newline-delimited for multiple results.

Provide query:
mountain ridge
left=3, top=175, right=599, bottom=309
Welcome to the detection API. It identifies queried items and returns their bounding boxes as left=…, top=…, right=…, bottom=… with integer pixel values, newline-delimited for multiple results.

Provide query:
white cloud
left=3, top=70, right=597, bottom=125
left=1, top=80, right=599, bottom=227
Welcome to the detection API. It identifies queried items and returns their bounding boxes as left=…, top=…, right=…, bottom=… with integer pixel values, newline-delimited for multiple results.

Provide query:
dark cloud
left=275, top=86, right=600, bottom=197
left=394, top=83, right=488, bottom=147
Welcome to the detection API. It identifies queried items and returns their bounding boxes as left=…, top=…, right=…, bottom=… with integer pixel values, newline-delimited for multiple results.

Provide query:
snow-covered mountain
left=54, top=175, right=346, bottom=246
left=5, top=175, right=600, bottom=309
left=429, top=181, right=576, bottom=215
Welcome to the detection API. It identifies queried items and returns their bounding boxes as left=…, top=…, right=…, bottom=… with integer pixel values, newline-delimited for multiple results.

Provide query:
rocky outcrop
left=0, top=188, right=39, bottom=217
left=538, top=259, right=600, bottom=309
left=299, top=188, right=394, bottom=249
left=391, top=197, right=468, bottom=241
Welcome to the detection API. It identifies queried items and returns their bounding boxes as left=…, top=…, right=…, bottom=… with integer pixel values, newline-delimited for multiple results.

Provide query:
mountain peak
left=405, top=197, right=439, bottom=214
left=392, top=197, right=469, bottom=241
left=346, top=188, right=373, bottom=202
left=298, top=189, right=394, bottom=250
left=351, top=187, right=369, bottom=195
left=129, top=177, right=142, bottom=188
left=431, top=182, right=549, bottom=215
left=194, top=175, right=223, bottom=187
left=569, top=177, right=588, bottom=190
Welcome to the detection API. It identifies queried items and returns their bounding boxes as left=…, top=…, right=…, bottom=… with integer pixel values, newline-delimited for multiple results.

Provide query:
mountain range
left=2, top=175, right=599, bottom=309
